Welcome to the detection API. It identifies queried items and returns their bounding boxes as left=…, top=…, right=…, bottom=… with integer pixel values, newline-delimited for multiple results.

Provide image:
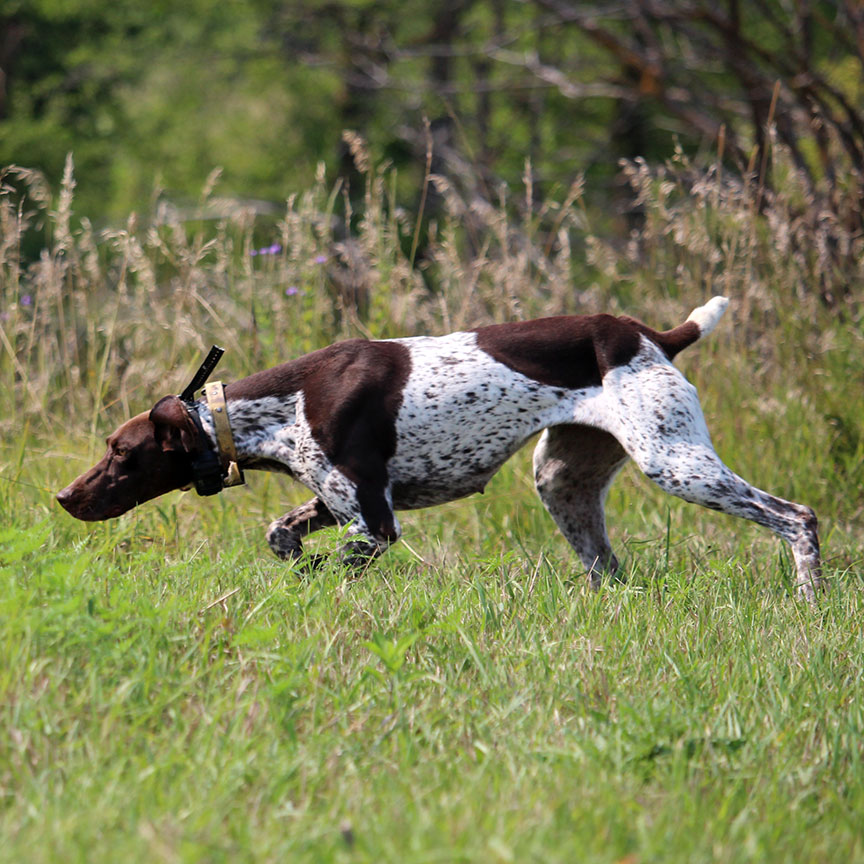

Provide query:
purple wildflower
left=20, top=294, right=32, bottom=306
left=250, top=243, right=283, bottom=257
left=314, top=254, right=328, bottom=264
left=285, top=286, right=300, bottom=297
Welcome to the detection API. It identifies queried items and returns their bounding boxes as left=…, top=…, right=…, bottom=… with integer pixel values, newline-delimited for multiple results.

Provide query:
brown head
left=56, top=396, right=202, bottom=521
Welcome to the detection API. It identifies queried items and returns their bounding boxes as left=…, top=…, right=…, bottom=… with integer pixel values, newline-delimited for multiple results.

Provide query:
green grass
left=2, top=149, right=863, bottom=861
left=2, top=439, right=863, bottom=862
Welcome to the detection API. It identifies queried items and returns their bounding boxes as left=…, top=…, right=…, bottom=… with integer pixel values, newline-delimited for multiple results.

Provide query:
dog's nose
left=56, top=486, right=73, bottom=510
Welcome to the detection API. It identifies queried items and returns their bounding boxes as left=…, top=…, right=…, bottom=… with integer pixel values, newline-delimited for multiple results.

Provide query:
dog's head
left=56, top=396, right=203, bottom=521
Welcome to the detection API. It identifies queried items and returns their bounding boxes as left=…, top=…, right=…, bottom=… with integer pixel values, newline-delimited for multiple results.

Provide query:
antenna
left=179, top=345, right=225, bottom=403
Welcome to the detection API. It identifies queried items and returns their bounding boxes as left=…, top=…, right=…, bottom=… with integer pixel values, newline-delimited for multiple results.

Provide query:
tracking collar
left=180, top=346, right=246, bottom=496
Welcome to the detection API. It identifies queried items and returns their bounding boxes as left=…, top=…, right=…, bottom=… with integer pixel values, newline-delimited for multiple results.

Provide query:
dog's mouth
left=56, top=486, right=130, bottom=521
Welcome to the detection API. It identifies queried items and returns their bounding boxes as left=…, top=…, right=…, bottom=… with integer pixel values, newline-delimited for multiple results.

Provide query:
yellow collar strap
left=203, top=381, right=245, bottom=488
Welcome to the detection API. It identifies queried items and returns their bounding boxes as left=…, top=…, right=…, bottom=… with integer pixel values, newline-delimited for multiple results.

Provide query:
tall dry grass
left=0, top=135, right=861, bottom=456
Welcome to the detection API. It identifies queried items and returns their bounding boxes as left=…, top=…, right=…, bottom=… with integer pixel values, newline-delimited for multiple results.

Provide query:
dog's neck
left=194, top=393, right=302, bottom=472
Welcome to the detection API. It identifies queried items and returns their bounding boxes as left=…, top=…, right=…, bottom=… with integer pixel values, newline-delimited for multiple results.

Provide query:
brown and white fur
left=56, top=297, right=823, bottom=598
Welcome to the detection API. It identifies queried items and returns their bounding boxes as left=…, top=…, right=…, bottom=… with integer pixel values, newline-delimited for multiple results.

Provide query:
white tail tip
left=686, top=296, right=729, bottom=336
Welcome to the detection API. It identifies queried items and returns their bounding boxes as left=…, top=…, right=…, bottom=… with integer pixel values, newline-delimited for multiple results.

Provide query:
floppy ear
left=149, top=395, right=199, bottom=453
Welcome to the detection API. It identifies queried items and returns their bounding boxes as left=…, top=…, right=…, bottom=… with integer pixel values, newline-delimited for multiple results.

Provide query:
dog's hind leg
left=602, top=347, right=823, bottom=599
left=267, top=497, right=337, bottom=562
left=533, top=424, right=629, bottom=587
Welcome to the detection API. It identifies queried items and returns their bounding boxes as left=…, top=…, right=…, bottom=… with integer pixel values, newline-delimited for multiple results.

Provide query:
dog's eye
left=113, top=446, right=137, bottom=471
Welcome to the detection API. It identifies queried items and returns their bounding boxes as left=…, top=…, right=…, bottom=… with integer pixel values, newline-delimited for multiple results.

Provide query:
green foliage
left=6, top=0, right=864, bottom=237
left=0, top=1, right=345, bottom=218
left=1, top=507, right=864, bottom=862
left=1, top=135, right=863, bottom=860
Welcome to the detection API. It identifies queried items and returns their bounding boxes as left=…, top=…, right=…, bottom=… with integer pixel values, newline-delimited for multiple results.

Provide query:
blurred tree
left=1, top=0, right=861, bottom=256
left=521, top=0, right=864, bottom=294
left=0, top=0, right=344, bottom=219
left=527, top=2, right=863, bottom=215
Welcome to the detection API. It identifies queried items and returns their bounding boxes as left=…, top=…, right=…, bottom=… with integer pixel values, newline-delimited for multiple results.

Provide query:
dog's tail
left=646, top=296, right=729, bottom=360
left=685, top=296, right=729, bottom=337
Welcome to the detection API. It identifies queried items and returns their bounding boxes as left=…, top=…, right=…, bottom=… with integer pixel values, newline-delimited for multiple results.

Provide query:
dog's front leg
left=331, top=478, right=402, bottom=573
left=273, top=469, right=402, bottom=575
left=267, top=497, right=337, bottom=563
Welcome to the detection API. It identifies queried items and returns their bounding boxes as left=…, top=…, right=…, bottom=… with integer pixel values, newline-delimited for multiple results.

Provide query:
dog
left=56, top=297, right=823, bottom=598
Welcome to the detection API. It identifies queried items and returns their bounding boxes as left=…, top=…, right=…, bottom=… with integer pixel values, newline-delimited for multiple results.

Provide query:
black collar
left=180, top=346, right=228, bottom=497
left=185, top=403, right=225, bottom=496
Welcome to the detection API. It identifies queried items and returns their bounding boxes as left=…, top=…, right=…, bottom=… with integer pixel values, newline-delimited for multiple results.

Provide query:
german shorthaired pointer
left=57, top=297, right=823, bottom=598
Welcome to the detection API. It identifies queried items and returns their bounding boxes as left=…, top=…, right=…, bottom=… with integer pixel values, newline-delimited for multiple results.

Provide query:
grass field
left=2, top=152, right=863, bottom=861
